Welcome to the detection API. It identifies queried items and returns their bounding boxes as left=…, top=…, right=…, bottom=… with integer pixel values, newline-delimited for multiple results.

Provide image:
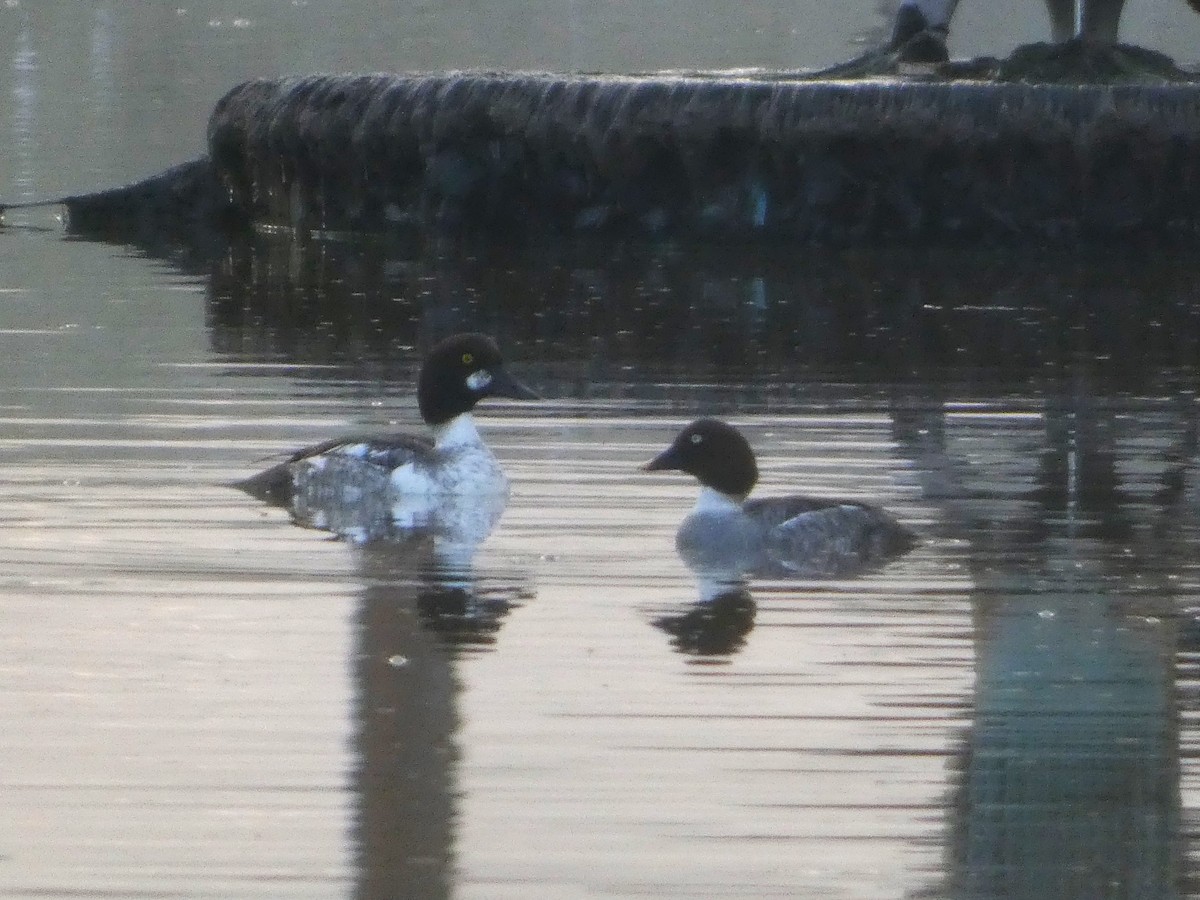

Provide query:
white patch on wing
left=390, top=461, right=436, bottom=496
left=338, top=443, right=370, bottom=459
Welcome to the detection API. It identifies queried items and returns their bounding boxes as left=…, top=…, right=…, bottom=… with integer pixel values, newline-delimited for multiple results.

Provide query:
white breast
left=676, top=491, right=763, bottom=578
left=387, top=417, right=508, bottom=534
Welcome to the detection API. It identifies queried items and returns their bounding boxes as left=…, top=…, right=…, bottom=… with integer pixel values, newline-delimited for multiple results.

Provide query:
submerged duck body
left=644, top=419, right=915, bottom=578
left=236, top=333, right=535, bottom=543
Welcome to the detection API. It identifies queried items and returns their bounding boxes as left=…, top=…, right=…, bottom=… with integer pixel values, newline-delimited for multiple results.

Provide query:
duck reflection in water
left=654, top=574, right=757, bottom=656
left=348, top=513, right=534, bottom=899
left=645, top=419, right=917, bottom=656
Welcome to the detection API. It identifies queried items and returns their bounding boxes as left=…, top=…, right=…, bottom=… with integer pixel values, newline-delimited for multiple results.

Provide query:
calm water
left=4, top=227, right=1200, bottom=899
left=6, top=3, right=1200, bottom=899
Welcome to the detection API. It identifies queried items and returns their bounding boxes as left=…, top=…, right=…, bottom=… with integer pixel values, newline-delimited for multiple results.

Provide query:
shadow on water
left=77, top=223, right=1200, bottom=895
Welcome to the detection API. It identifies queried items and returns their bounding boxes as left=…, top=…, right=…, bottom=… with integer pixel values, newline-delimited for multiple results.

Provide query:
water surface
left=2, top=226, right=1200, bottom=898
left=6, top=3, right=1200, bottom=898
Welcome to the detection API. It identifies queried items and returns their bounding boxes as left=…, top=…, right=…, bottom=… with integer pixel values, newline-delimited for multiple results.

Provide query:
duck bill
left=487, top=366, right=540, bottom=400
left=641, top=445, right=682, bottom=472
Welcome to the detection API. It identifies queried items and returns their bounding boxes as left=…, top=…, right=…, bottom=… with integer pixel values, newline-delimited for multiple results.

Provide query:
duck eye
left=690, top=433, right=703, bottom=444
left=462, top=352, right=474, bottom=365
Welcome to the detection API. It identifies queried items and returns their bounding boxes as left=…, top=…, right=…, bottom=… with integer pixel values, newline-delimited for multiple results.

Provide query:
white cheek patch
left=466, top=369, right=493, bottom=392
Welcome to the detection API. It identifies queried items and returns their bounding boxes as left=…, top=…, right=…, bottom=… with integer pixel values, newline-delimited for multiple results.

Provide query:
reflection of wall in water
left=956, top=595, right=1177, bottom=898
left=893, top=388, right=1198, bottom=897
left=205, top=235, right=1200, bottom=384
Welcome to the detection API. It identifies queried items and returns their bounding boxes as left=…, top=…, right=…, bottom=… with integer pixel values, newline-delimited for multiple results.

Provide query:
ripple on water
left=1, top=356, right=1199, bottom=897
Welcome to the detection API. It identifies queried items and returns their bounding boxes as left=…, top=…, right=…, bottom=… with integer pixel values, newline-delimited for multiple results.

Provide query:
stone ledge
left=205, top=71, right=1200, bottom=242
left=9, top=65, right=1200, bottom=245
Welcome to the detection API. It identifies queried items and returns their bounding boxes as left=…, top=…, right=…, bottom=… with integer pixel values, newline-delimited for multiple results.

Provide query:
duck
left=236, top=332, right=536, bottom=542
left=643, top=418, right=916, bottom=578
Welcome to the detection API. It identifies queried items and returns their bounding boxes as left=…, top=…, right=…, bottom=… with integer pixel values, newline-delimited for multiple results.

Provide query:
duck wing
left=235, top=431, right=435, bottom=505
left=285, top=432, right=435, bottom=466
left=747, top=496, right=916, bottom=577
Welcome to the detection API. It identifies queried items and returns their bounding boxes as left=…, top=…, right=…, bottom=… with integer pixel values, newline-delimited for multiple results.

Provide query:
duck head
left=418, top=333, right=538, bottom=425
left=643, top=418, right=759, bottom=501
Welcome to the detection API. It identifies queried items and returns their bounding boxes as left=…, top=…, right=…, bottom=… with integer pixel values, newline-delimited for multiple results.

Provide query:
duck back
left=749, top=496, right=916, bottom=577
